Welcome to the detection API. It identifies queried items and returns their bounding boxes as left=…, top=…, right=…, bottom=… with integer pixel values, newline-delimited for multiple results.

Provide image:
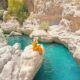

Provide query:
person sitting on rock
left=32, top=37, right=38, bottom=50
left=32, top=37, right=44, bottom=55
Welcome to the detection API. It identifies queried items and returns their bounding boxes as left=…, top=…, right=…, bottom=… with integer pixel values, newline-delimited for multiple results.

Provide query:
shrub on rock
left=7, top=0, right=29, bottom=24
left=40, top=21, right=49, bottom=31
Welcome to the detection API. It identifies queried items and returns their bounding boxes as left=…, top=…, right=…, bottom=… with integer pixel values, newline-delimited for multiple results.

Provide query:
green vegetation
left=40, top=21, right=49, bottom=31
left=8, top=0, right=29, bottom=24
left=8, top=0, right=22, bottom=14
left=0, top=3, right=2, bottom=9
left=0, top=0, right=3, bottom=10
left=0, top=1, right=4, bottom=20
left=0, top=10, right=4, bottom=20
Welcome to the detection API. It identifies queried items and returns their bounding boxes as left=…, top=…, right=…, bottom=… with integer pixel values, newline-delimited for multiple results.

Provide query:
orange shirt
left=32, top=40, right=43, bottom=55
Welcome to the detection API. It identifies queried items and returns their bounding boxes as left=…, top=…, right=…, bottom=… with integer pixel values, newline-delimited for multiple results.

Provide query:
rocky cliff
left=29, top=0, right=80, bottom=31
left=1, top=0, right=80, bottom=32
left=0, top=29, right=43, bottom=80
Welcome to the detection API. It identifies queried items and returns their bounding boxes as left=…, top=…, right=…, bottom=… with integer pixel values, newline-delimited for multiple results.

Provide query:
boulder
left=30, top=29, right=47, bottom=38
left=21, top=27, right=33, bottom=35
left=0, top=29, right=7, bottom=47
left=19, top=45, right=43, bottom=80
left=0, top=43, right=44, bottom=80
left=22, top=19, right=39, bottom=35
left=40, top=35, right=53, bottom=43
left=9, top=31, right=22, bottom=36
left=1, top=19, right=20, bottom=33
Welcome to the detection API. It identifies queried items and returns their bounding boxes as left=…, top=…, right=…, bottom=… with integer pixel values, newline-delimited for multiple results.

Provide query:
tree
left=8, top=0, right=29, bottom=24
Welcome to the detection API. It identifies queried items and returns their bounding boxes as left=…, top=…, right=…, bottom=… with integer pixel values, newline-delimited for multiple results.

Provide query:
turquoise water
left=7, top=36, right=80, bottom=80
left=7, top=36, right=32, bottom=49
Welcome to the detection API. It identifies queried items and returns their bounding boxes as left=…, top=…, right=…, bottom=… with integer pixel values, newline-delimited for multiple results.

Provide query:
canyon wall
left=0, top=0, right=80, bottom=31
left=31, top=0, right=80, bottom=31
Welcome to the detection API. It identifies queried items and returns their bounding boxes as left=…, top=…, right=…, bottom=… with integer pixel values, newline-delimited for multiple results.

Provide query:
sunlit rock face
left=32, top=0, right=80, bottom=31
left=0, top=44, right=43, bottom=80
left=1, top=19, right=20, bottom=33
left=33, top=0, right=63, bottom=25
left=62, top=0, right=80, bottom=31
left=24, top=0, right=34, bottom=13
left=1, top=0, right=80, bottom=31
left=47, top=25, right=80, bottom=63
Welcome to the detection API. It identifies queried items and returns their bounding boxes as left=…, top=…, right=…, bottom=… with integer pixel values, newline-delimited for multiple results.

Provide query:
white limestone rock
left=21, top=27, right=33, bottom=35
left=19, top=45, right=43, bottom=80
left=1, top=19, right=20, bottom=33
left=0, top=44, right=44, bottom=80
left=30, top=30, right=47, bottom=38
left=0, top=61, right=15, bottom=80
left=47, top=25, right=80, bottom=63
left=0, top=29, right=7, bottom=47
left=22, top=19, right=39, bottom=35
left=9, top=31, right=22, bottom=36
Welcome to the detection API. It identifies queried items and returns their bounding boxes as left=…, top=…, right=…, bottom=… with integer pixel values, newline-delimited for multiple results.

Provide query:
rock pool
left=7, top=35, right=80, bottom=80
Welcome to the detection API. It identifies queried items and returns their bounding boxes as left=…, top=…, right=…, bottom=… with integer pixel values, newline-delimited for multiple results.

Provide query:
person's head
left=33, top=37, right=38, bottom=43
